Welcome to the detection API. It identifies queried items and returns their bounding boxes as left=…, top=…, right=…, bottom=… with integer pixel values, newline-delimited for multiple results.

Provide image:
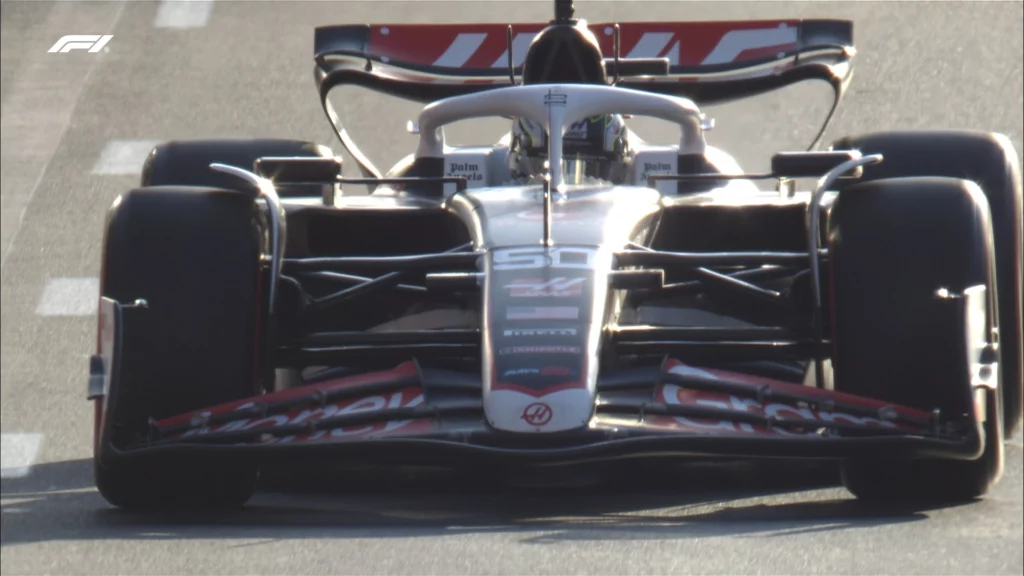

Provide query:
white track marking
left=702, top=27, right=798, bottom=65
left=0, top=2, right=127, bottom=272
left=154, top=0, right=214, bottom=29
left=1, top=433, right=44, bottom=479
left=433, top=33, right=487, bottom=68
left=35, top=277, right=99, bottom=317
left=91, top=140, right=158, bottom=175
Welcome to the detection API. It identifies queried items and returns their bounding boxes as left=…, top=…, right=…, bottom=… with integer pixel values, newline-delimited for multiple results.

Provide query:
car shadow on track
left=1, top=457, right=965, bottom=547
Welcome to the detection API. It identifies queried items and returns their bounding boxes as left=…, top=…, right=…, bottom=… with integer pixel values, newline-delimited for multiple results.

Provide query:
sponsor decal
left=639, top=160, right=676, bottom=185
left=446, top=160, right=485, bottom=183
left=521, top=402, right=554, bottom=426
left=178, top=388, right=426, bottom=444
left=503, top=327, right=578, bottom=337
left=493, top=247, right=596, bottom=270
left=502, top=366, right=576, bottom=377
left=448, top=161, right=479, bottom=173
left=657, top=382, right=902, bottom=436
left=371, top=23, right=800, bottom=74
left=540, top=366, right=574, bottom=376
left=507, top=306, right=579, bottom=320
left=565, top=119, right=589, bottom=140
left=505, top=277, right=584, bottom=297
left=503, top=368, right=541, bottom=377
left=500, top=346, right=581, bottom=355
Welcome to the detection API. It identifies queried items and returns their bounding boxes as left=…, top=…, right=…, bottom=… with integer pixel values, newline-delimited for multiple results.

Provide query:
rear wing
left=315, top=19, right=853, bottom=102
left=313, top=19, right=854, bottom=178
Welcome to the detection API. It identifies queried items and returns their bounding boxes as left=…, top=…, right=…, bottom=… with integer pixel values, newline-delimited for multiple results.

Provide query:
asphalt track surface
left=1, top=1, right=1023, bottom=574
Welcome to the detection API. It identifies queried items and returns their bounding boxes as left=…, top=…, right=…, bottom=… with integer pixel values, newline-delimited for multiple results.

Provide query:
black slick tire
left=141, top=137, right=336, bottom=199
left=94, top=185, right=266, bottom=510
left=832, top=131, right=1023, bottom=436
left=828, top=177, right=1004, bottom=503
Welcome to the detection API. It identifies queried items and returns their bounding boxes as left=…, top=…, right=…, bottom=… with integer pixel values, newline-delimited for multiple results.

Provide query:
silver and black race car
left=89, top=0, right=1023, bottom=510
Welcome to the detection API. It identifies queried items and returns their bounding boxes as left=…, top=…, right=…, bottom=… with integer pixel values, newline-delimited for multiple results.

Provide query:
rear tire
left=828, top=177, right=1004, bottom=502
left=832, top=131, right=1023, bottom=436
left=94, top=185, right=266, bottom=510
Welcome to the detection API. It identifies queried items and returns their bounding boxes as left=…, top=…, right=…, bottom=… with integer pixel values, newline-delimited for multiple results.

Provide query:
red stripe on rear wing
left=366, top=21, right=799, bottom=69
left=315, top=20, right=852, bottom=72
left=313, top=19, right=853, bottom=102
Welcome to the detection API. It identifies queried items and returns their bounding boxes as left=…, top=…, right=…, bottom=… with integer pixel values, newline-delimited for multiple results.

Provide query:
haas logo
left=521, top=403, right=553, bottom=426
left=506, top=277, right=584, bottom=297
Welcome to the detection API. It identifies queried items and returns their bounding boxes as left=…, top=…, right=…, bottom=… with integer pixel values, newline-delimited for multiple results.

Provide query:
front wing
left=92, top=299, right=983, bottom=467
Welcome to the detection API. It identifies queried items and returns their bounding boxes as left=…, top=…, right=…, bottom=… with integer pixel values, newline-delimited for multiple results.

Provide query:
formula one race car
left=89, top=0, right=1022, bottom=510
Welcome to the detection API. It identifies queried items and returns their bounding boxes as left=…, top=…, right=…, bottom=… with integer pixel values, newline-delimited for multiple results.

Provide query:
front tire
left=828, top=177, right=1004, bottom=502
left=94, top=185, right=266, bottom=510
left=832, top=131, right=1023, bottom=436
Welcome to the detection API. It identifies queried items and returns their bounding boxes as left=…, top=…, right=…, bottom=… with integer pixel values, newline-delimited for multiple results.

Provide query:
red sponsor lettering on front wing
left=174, top=387, right=429, bottom=444
left=159, top=361, right=419, bottom=428
left=157, top=362, right=433, bottom=443
left=650, top=359, right=931, bottom=436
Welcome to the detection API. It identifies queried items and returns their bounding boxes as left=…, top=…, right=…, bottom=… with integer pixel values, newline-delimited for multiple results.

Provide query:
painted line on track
left=0, top=3, right=128, bottom=271
left=1, top=433, right=44, bottom=479
left=154, top=0, right=214, bottom=29
left=91, top=140, right=159, bottom=175
left=36, top=277, right=100, bottom=317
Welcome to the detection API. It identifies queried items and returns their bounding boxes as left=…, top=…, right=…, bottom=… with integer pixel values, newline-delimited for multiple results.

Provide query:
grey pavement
left=1, top=1, right=1022, bottom=574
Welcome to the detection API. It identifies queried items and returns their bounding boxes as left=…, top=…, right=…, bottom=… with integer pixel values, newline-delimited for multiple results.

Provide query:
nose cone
left=455, top=184, right=663, bottom=433
left=480, top=245, right=610, bottom=433
left=485, top=388, right=595, bottom=432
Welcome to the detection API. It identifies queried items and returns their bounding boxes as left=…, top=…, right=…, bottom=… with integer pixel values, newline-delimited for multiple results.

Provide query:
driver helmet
left=509, top=114, right=631, bottom=184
